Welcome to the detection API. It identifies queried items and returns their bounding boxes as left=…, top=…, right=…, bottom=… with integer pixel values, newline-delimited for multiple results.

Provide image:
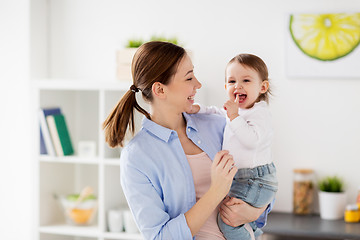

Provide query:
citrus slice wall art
left=286, top=13, right=360, bottom=78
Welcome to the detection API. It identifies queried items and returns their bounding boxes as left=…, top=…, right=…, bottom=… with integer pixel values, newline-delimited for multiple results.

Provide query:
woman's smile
left=188, top=94, right=195, bottom=104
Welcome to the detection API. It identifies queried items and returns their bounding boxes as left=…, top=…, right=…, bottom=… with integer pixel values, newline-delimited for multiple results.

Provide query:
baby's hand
left=223, top=95, right=239, bottom=120
left=187, top=104, right=200, bottom=114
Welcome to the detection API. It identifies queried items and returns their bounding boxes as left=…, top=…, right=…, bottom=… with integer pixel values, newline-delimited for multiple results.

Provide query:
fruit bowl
left=60, top=194, right=97, bottom=225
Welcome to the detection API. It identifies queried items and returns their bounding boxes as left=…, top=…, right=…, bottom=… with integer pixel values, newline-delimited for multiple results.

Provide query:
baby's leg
left=219, top=163, right=278, bottom=239
left=229, top=163, right=278, bottom=208
left=217, top=214, right=263, bottom=240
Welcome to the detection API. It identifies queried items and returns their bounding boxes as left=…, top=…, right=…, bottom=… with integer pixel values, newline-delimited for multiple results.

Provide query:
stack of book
left=39, top=107, right=74, bottom=156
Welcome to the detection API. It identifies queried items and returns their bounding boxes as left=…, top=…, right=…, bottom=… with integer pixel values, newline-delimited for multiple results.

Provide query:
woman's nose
left=195, top=77, right=202, bottom=89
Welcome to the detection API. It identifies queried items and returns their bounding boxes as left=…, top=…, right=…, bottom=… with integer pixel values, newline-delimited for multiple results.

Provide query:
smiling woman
left=102, top=41, right=269, bottom=239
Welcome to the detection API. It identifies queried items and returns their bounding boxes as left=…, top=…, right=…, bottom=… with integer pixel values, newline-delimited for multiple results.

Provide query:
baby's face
left=225, top=62, right=268, bottom=109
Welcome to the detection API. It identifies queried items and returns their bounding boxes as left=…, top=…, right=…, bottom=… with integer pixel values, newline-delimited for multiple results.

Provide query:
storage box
left=116, top=48, right=138, bottom=81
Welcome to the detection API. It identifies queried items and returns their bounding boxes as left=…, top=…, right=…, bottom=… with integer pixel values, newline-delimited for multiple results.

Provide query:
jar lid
left=346, top=204, right=359, bottom=211
left=293, top=168, right=313, bottom=174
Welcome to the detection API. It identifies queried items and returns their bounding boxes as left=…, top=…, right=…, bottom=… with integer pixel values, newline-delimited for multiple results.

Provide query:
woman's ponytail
left=103, top=88, right=148, bottom=148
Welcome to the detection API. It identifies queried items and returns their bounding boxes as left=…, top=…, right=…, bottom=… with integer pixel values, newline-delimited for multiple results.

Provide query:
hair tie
left=130, top=85, right=139, bottom=93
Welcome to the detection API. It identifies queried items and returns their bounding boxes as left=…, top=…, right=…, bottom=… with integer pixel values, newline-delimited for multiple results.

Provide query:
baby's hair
left=226, top=53, right=271, bottom=103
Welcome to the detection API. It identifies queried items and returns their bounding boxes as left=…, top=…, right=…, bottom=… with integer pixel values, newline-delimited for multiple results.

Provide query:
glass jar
left=344, top=204, right=360, bottom=223
left=293, top=169, right=314, bottom=215
left=356, top=187, right=360, bottom=208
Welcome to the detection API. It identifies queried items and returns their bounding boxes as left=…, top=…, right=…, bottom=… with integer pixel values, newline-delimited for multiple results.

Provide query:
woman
left=103, top=41, right=270, bottom=239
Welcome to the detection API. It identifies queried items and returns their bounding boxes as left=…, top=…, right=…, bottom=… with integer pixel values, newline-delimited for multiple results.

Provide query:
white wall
left=47, top=0, right=360, bottom=212
left=0, top=0, right=33, bottom=239
left=0, top=1, right=358, bottom=239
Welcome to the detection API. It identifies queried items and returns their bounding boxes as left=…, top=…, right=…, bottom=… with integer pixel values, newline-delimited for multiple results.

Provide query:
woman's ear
left=260, top=80, right=269, bottom=94
left=152, top=82, right=166, bottom=99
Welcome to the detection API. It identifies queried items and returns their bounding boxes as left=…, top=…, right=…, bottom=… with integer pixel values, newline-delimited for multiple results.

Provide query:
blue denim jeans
left=218, top=162, right=278, bottom=240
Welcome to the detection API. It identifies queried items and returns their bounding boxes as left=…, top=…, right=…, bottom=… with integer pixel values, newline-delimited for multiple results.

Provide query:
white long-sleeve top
left=198, top=101, right=273, bottom=169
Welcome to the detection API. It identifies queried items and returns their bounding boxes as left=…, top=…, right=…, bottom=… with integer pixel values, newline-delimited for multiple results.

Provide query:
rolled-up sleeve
left=197, top=104, right=226, bottom=116
left=120, top=147, right=193, bottom=240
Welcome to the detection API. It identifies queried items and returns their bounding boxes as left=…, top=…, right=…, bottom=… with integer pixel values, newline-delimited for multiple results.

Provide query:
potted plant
left=318, top=176, right=346, bottom=220
left=150, top=35, right=179, bottom=45
left=125, top=38, right=144, bottom=48
left=116, top=36, right=184, bottom=81
left=151, top=35, right=195, bottom=60
left=117, top=38, right=144, bottom=81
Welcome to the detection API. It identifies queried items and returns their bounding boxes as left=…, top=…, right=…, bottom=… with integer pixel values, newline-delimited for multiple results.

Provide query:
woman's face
left=164, top=54, right=202, bottom=113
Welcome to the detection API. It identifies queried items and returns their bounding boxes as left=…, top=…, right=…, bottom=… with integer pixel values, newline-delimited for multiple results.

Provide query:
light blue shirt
left=120, top=113, right=272, bottom=239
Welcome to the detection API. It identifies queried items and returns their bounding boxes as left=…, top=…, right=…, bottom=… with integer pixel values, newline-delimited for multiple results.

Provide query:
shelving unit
left=34, top=80, right=144, bottom=240
left=30, top=1, right=156, bottom=239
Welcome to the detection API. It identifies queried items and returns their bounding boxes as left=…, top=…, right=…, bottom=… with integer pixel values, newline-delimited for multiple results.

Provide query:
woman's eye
left=187, top=78, right=193, bottom=81
left=243, top=79, right=250, bottom=82
left=228, top=80, right=236, bottom=84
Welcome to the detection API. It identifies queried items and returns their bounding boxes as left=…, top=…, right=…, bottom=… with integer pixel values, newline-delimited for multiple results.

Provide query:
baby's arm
left=223, top=95, right=240, bottom=120
left=190, top=95, right=240, bottom=118
left=189, top=104, right=226, bottom=116
left=229, top=105, right=272, bottom=149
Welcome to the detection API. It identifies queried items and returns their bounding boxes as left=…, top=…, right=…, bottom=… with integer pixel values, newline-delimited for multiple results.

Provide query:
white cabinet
left=30, top=1, right=147, bottom=239
left=34, top=80, right=143, bottom=240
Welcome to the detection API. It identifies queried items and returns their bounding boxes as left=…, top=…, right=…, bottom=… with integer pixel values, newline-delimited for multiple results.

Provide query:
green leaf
left=126, top=39, right=144, bottom=48
left=318, top=176, right=344, bottom=192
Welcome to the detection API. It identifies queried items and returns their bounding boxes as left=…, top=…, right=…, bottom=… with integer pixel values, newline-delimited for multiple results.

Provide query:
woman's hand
left=219, top=197, right=267, bottom=227
left=210, top=151, right=238, bottom=199
left=185, top=151, right=237, bottom=236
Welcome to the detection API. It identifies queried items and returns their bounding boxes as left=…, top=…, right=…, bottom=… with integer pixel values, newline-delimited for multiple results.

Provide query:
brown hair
left=226, top=53, right=271, bottom=103
left=103, top=41, right=186, bottom=147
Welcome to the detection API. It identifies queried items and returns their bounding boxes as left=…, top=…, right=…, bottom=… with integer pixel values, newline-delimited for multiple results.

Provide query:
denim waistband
left=234, top=162, right=276, bottom=179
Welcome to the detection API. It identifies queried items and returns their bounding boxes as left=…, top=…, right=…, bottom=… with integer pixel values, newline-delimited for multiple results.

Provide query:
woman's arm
left=121, top=149, right=237, bottom=239
left=219, top=197, right=273, bottom=227
left=121, top=148, right=194, bottom=239
left=185, top=150, right=237, bottom=236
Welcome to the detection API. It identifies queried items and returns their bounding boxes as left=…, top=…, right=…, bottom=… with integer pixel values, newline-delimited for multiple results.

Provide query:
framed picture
left=286, top=13, right=360, bottom=78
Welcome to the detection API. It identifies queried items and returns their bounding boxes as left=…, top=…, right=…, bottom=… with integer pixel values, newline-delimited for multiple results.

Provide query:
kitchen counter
left=262, top=212, right=360, bottom=239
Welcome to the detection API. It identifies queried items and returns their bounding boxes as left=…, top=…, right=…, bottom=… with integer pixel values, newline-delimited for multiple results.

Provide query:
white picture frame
left=285, top=12, right=360, bottom=78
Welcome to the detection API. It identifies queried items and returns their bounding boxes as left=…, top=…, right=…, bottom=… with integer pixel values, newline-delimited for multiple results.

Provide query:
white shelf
left=39, top=155, right=100, bottom=165
left=104, top=158, right=121, bottom=166
left=103, top=231, right=143, bottom=239
left=39, top=224, right=100, bottom=237
left=39, top=156, right=122, bottom=166
left=32, top=3, right=142, bottom=238
left=35, top=79, right=132, bottom=91
left=39, top=225, right=143, bottom=239
left=35, top=82, right=142, bottom=240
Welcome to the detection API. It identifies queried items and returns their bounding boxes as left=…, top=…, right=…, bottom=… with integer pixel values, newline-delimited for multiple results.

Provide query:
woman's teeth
left=188, top=96, right=194, bottom=100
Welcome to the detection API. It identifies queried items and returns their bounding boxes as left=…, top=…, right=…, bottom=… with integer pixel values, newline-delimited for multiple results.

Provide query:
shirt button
left=198, top=140, right=201, bottom=144
left=188, top=128, right=191, bottom=132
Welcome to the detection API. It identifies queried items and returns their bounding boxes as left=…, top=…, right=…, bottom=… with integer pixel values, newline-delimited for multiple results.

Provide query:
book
left=39, top=107, right=62, bottom=156
left=46, top=114, right=74, bottom=156
left=40, top=128, right=47, bottom=154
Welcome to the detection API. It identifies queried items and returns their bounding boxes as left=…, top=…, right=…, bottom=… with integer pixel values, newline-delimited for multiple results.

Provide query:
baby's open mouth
left=236, top=94, right=247, bottom=103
